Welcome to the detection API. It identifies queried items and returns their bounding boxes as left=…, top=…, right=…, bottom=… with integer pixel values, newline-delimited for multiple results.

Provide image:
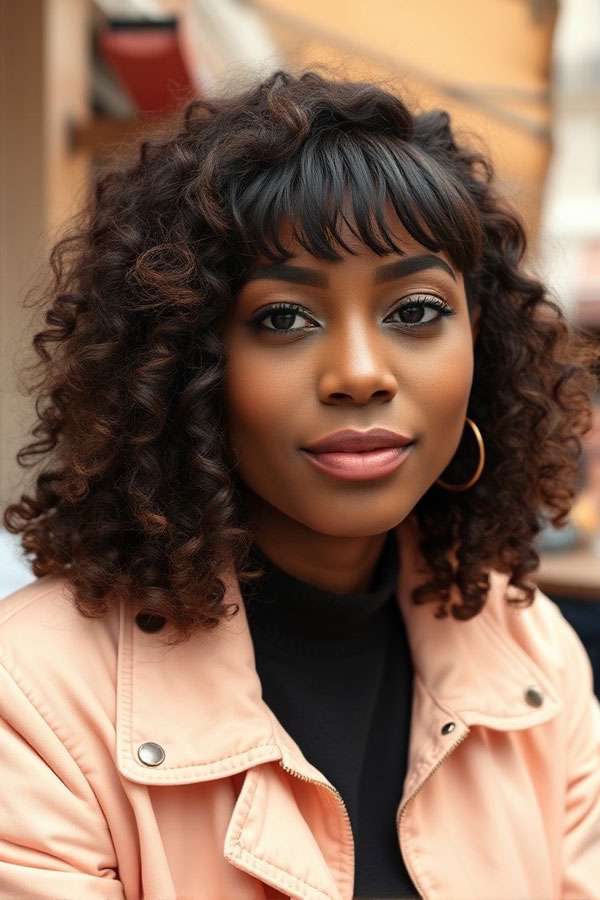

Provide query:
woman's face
left=222, top=210, right=478, bottom=541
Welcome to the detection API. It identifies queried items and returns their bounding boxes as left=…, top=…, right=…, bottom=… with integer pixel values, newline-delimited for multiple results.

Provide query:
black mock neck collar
left=240, top=530, right=399, bottom=647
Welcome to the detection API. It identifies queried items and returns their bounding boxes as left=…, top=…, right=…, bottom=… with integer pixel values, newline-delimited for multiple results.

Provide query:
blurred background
left=1, top=0, right=599, bottom=691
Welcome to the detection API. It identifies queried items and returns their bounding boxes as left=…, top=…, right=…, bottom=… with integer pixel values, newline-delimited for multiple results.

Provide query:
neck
left=241, top=490, right=390, bottom=594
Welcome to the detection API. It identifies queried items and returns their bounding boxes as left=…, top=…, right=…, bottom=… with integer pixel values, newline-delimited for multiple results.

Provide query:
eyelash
left=246, top=294, right=455, bottom=334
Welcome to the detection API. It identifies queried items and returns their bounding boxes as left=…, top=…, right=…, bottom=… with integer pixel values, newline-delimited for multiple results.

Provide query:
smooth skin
left=222, top=208, right=480, bottom=594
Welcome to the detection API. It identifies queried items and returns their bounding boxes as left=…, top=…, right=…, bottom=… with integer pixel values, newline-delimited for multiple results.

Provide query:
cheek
left=419, top=353, right=473, bottom=413
left=411, top=337, right=475, bottom=466
left=222, top=351, right=302, bottom=468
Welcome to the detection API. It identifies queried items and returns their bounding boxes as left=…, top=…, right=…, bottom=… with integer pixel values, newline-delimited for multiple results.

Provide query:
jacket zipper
left=278, top=727, right=468, bottom=900
left=278, top=759, right=355, bottom=897
left=396, top=727, right=470, bottom=899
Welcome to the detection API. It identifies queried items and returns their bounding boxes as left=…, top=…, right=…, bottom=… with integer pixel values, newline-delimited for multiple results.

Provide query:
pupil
left=402, top=306, right=424, bottom=323
left=272, top=312, right=296, bottom=330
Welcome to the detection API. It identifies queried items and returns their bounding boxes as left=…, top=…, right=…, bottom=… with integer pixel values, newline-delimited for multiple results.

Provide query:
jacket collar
left=395, top=517, right=561, bottom=731
left=115, top=516, right=561, bottom=786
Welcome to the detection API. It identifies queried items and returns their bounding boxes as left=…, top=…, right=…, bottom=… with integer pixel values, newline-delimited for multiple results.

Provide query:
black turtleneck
left=241, top=530, right=417, bottom=900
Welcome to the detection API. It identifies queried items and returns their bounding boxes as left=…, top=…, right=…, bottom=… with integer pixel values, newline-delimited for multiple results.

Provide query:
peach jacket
left=1, top=519, right=599, bottom=900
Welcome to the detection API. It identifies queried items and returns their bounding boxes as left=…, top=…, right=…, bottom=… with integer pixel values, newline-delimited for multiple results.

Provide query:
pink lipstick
left=300, top=428, right=415, bottom=482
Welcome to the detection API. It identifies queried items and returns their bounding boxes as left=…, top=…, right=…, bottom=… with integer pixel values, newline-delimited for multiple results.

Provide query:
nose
left=317, top=319, right=399, bottom=405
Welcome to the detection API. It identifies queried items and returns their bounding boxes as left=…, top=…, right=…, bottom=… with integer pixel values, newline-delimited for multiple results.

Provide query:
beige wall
left=0, top=0, right=91, bottom=510
left=257, top=0, right=556, bottom=246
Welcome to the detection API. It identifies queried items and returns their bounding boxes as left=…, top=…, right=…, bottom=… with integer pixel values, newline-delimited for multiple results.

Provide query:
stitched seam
left=421, top=614, right=560, bottom=721
left=0, top=651, right=95, bottom=776
left=0, top=584, right=66, bottom=626
left=237, top=766, right=261, bottom=850
left=276, top=741, right=350, bottom=893
left=264, top=706, right=350, bottom=890
left=402, top=741, right=452, bottom=802
left=454, top=706, right=553, bottom=720
left=264, top=707, right=351, bottom=893
left=400, top=811, right=436, bottom=900
left=238, top=846, right=332, bottom=900
left=401, top=674, right=469, bottom=797
left=118, top=606, right=135, bottom=776
left=479, top=605, right=539, bottom=672
left=479, top=610, right=559, bottom=702
left=333, top=776, right=348, bottom=896
left=413, top=672, right=464, bottom=723
left=232, top=765, right=336, bottom=900
left=120, top=744, right=282, bottom=778
left=0, top=652, right=119, bottom=867
left=123, top=612, right=282, bottom=777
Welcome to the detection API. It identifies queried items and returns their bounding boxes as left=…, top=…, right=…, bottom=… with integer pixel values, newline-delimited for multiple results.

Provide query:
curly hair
left=3, top=69, right=598, bottom=644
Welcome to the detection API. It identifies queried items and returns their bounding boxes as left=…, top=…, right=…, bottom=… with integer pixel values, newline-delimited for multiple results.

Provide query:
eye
left=246, top=303, right=317, bottom=333
left=245, top=294, right=455, bottom=335
left=386, top=294, right=454, bottom=328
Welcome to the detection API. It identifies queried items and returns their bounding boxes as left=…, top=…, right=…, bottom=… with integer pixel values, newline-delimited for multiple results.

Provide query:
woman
left=1, top=70, right=599, bottom=900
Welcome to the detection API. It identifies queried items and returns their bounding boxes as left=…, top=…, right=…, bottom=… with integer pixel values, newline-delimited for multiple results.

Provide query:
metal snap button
left=135, top=612, right=166, bottom=633
left=137, top=742, right=166, bottom=766
left=524, top=686, right=544, bottom=708
left=441, top=722, right=456, bottom=735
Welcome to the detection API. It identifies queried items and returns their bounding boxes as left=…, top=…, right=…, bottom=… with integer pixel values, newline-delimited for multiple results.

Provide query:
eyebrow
left=244, top=254, right=457, bottom=287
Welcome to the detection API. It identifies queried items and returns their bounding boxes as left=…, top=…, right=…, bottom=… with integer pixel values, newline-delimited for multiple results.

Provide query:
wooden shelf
left=69, top=113, right=177, bottom=160
left=534, top=545, right=600, bottom=601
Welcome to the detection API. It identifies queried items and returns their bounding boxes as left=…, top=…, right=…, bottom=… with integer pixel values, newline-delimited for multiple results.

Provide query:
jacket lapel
left=115, top=565, right=282, bottom=784
left=395, top=517, right=562, bottom=826
left=397, top=516, right=561, bottom=731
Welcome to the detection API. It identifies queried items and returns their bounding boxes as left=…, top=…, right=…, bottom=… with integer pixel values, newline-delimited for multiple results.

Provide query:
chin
left=299, top=503, right=417, bottom=539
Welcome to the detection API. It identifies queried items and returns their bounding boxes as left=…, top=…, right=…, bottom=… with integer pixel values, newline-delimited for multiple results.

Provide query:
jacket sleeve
left=0, top=660, right=125, bottom=900
left=559, top=611, right=600, bottom=900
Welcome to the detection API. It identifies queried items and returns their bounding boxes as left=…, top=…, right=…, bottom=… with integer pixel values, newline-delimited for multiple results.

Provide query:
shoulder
left=0, top=575, right=120, bottom=727
left=0, top=573, right=119, bottom=655
left=485, top=571, right=596, bottom=707
left=0, top=579, right=133, bottom=895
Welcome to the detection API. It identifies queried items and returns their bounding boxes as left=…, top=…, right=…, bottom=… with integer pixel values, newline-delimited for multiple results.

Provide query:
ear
left=470, top=305, right=481, bottom=344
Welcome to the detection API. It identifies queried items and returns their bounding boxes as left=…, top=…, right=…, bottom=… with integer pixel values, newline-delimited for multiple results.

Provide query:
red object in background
left=98, top=18, right=195, bottom=113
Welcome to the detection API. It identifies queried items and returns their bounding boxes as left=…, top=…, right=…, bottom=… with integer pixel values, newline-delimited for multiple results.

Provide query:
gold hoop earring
left=436, top=417, right=485, bottom=492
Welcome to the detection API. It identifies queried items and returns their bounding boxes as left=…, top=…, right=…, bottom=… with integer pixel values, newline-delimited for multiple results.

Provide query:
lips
left=302, top=428, right=415, bottom=454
